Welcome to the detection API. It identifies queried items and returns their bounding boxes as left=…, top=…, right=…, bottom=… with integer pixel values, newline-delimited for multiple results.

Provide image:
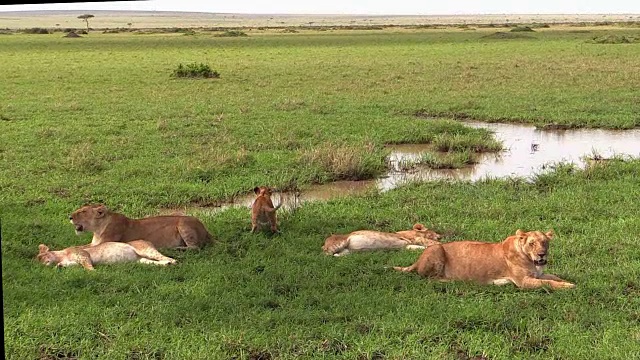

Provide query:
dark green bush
left=22, top=27, right=49, bottom=34
left=172, top=63, right=220, bottom=79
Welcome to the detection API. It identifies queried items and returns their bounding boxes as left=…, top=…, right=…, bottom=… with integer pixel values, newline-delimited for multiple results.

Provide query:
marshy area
left=2, top=15, right=640, bottom=359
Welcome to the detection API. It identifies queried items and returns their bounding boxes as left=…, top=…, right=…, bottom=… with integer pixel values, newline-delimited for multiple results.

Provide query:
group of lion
left=37, top=186, right=575, bottom=290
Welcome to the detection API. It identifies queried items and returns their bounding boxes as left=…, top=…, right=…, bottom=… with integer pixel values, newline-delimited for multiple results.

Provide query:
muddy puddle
left=381, top=121, right=640, bottom=188
left=162, top=121, right=640, bottom=215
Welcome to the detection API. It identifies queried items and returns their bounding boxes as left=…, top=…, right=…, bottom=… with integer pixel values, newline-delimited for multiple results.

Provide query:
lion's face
left=253, top=186, right=273, bottom=198
left=69, top=204, right=108, bottom=234
left=516, top=229, right=553, bottom=266
left=36, top=244, right=58, bottom=266
left=397, top=223, right=442, bottom=245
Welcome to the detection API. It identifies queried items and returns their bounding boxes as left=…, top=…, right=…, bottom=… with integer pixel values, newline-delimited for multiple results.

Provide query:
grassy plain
left=2, top=24, right=640, bottom=359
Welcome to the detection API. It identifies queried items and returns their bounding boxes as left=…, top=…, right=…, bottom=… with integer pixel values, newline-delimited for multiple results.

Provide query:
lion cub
left=251, top=186, right=282, bottom=233
left=36, top=240, right=176, bottom=271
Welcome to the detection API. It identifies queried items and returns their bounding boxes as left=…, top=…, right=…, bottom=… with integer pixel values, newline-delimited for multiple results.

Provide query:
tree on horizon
left=77, top=14, right=94, bottom=32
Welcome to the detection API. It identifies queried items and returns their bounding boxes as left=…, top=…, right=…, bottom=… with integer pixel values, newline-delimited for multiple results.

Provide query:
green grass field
left=2, top=25, right=640, bottom=359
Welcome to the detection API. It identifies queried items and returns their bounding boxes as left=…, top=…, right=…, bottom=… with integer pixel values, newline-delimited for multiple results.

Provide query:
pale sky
left=1, top=0, right=639, bottom=15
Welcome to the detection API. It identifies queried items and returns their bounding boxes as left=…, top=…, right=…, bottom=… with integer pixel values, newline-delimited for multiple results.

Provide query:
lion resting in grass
left=70, top=204, right=212, bottom=249
left=394, top=229, right=575, bottom=289
left=322, top=223, right=442, bottom=256
left=37, top=240, right=176, bottom=271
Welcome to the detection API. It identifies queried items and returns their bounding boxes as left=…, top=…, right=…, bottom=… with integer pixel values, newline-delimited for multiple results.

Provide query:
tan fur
left=70, top=204, right=212, bottom=249
left=250, top=186, right=282, bottom=233
left=394, top=229, right=575, bottom=289
left=36, top=240, right=176, bottom=271
left=322, top=223, right=442, bottom=256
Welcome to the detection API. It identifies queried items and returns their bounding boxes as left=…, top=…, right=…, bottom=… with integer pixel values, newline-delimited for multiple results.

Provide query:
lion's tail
left=393, top=263, right=417, bottom=273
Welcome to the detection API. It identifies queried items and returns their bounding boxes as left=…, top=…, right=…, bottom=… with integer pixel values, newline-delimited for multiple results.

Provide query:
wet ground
left=380, top=121, right=640, bottom=188
left=161, top=121, right=640, bottom=215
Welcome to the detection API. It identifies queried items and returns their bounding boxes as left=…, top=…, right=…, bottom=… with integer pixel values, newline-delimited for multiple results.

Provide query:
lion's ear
left=253, top=187, right=260, bottom=195
left=95, top=205, right=107, bottom=218
left=413, top=223, right=425, bottom=230
left=545, top=229, right=555, bottom=240
left=38, top=244, right=49, bottom=254
left=515, top=229, right=526, bottom=238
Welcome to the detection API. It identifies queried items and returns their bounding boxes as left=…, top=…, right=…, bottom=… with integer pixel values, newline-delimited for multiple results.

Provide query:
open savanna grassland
left=1, top=25, right=640, bottom=359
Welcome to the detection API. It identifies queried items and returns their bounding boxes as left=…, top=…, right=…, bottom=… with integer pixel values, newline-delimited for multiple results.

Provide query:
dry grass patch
left=300, top=142, right=387, bottom=181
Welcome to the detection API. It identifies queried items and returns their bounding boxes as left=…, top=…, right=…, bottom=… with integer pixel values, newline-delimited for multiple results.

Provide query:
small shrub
left=22, top=27, right=49, bottom=34
left=589, top=34, right=638, bottom=44
left=420, top=151, right=476, bottom=169
left=432, top=133, right=503, bottom=153
left=300, top=142, right=386, bottom=181
left=172, top=63, right=220, bottom=79
left=216, top=30, right=248, bottom=37
left=510, top=26, right=535, bottom=32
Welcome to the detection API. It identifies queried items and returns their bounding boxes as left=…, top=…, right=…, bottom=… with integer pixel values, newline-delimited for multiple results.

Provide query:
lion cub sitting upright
left=37, top=240, right=176, bottom=271
left=394, top=229, right=575, bottom=289
left=322, top=223, right=442, bottom=256
left=251, top=186, right=282, bottom=233
left=69, top=204, right=212, bottom=249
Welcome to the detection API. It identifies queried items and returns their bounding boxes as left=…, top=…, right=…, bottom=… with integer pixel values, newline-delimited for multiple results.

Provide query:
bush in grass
left=420, top=151, right=476, bottom=169
left=23, top=27, right=50, bottom=34
left=589, top=34, right=638, bottom=44
left=172, top=63, right=220, bottom=79
left=432, top=133, right=503, bottom=153
left=300, top=142, right=387, bottom=182
left=216, top=30, right=248, bottom=37
left=510, top=26, right=535, bottom=32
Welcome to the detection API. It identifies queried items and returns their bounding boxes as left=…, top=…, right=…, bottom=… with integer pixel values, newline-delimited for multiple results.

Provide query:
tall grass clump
left=589, top=34, right=639, bottom=44
left=482, top=32, right=536, bottom=40
left=22, top=27, right=50, bottom=34
left=300, top=142, right=387, bottom=182
left=420, top=150, right=476, bottom=169
left=432, top=133, right=503, bottom=153
left=172, top=62, right=220, bottom=79
left=510, top=26, right=535, bottom=32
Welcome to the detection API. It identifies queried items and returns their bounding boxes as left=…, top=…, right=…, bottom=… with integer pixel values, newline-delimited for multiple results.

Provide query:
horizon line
left=1, top=9, right=639, bottom=16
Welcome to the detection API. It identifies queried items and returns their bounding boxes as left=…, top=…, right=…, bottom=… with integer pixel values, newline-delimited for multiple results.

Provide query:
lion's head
left=253, top=186, right=274, bottom=198
left=396, top=223, right=442, bottom=245
left=516, top=229, right=553, bottom=266
left=36, top=244, right=58, bottom=266
left=69, top=204, right=108, bottom=234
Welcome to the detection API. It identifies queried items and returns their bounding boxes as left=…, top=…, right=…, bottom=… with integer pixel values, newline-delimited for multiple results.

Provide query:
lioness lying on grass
left=70, top=204, right=212, bottom=249
left=36, top=240, right=176, bottom=271
left=322, top=223, right=442, bottom=256
left=394, top=229, right=575, bottom=289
